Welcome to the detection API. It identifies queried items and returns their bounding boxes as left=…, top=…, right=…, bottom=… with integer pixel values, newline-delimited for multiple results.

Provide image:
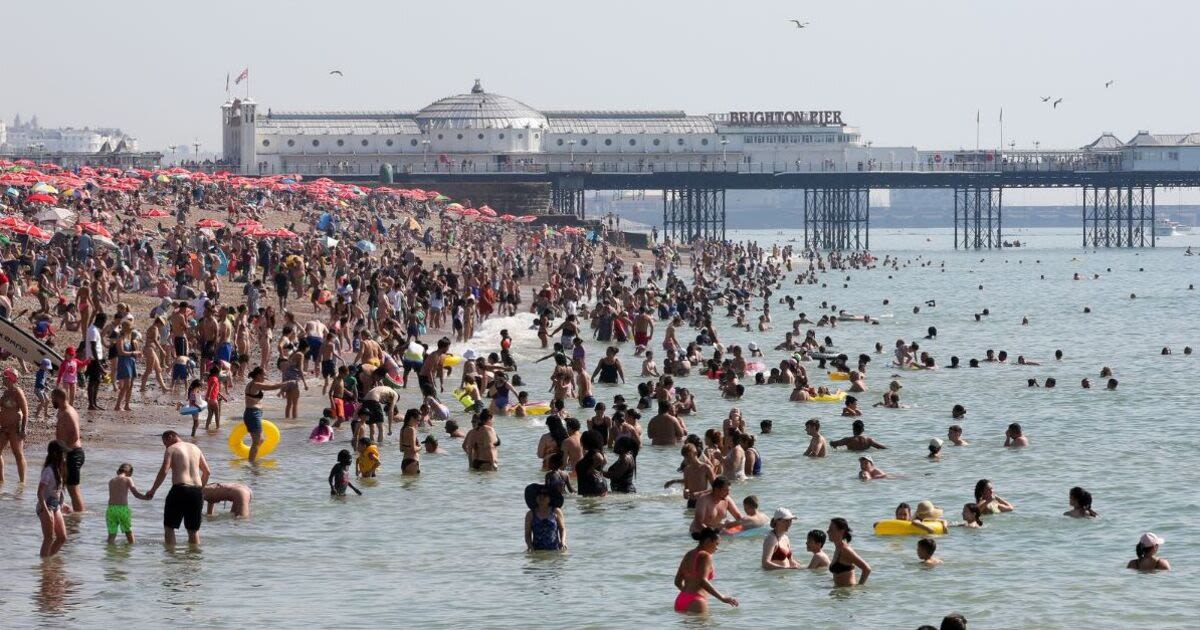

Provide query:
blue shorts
left=216, top=342, right=234, bottom=363
left=306, top=336, right=323, bottom=361
left=172, top=364, right=189, bottom=381
left=243, top=408, right=263, bottom=434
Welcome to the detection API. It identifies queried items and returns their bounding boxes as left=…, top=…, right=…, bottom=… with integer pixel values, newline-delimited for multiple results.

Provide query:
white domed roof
left=416, top=80, right=547, bottom=131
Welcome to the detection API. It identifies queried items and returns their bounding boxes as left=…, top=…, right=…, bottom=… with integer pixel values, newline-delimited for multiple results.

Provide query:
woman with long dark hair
left=574, top=429, right=608, bottom=497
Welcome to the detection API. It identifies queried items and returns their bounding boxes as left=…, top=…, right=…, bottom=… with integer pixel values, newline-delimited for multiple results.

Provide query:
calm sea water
left=1, top=228, right=1197, bottom=629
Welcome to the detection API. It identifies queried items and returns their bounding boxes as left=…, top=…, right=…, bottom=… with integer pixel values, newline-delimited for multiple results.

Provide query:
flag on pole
left=999, top=108, right=1003, bottom=122
left=976, top=109, right=980, bottom=123
left=225, top=72, right=230, bottom=92
left=235, top=68, right=249, bottom=85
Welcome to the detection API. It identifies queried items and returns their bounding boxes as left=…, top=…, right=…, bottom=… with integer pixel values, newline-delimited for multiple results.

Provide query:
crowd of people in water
left=0, top=160, right=1176, bottom=624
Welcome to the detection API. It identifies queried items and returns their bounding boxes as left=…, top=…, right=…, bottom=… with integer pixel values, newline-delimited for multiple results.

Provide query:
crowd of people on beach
left=0, top=158, right=1177, bottom=625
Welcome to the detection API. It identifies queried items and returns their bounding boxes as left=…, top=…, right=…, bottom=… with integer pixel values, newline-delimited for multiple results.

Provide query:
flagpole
left=975, top=109, right=980, bottom=152
left=999, top=108, right=1004, bottom=156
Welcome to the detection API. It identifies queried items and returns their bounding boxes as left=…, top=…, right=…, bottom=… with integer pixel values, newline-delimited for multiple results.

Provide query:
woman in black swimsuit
left=574, top=430, right=608, bottom=497
left=827, top=517, right=871, bottom=586
left=591, top=347, right=625, bottom=385
left=604, top=435, right=638, bottom=493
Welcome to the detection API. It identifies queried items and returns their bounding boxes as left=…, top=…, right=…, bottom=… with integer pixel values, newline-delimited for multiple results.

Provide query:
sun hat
left=524, top=483, right=564, bottom=511
left=772, top=507, right=797, bottom=521
left=748, top=342, right=760, bottom=352
left=929, top=438, right=944, bottom=449
left=1140, top=532, right=1165, bottom=547
left=40, top=358, right=52, bottom=369
left=915, top=500, right=944, bottom=520
left=462, top=349, right=478, bottom=361
left=859, top=455, right=874, bottom=464
left=2, top=368, right=17, bottom=383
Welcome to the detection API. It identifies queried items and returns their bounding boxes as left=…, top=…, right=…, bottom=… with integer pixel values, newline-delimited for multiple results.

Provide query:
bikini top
left=829, top=551, right=852, bottom=574
left=690, top=551, right=715, bottom=580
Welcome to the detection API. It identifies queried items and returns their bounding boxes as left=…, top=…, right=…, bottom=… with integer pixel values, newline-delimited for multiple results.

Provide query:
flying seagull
left=1105, top=80, right=1114, bottom=88
left=789, top=19, right=809, bottom=28
left=1040, top=96, right=1052, bottom=102
left=329, top=70, right=344, bottom=76
left=1053, top=98, right=1063, bottom=108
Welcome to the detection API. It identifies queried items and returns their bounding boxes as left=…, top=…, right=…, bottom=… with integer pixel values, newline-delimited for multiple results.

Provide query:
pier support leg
left=954, top=187, right=1003, bottom=249
left=1082, top=185, right=1154, bottom=248
left=550, top=184, right=585, bottom=219
left=663, top=188, right=725, bottom=243
left=802, top=188, right=869, bottom=251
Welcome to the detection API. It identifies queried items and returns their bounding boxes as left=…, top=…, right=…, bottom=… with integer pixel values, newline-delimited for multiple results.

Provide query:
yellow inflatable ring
left=443, top=354, right=464, bottom=367
left=524, top=403, right=552, bottom=416
left=453, top=388, right=476, bottom=410
left=873, top=519, right=948, bottom=536
left=229, top=420, right=280, bottom=459
left=828, top=371, right=851, bottom=381
left=810, top=391, right=847, bottom=403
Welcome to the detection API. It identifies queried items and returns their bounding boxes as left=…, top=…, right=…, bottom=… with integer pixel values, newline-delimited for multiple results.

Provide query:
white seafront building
left=3, top=115, right=138, bottom=154
left=222, top=79, right=917, bottom=176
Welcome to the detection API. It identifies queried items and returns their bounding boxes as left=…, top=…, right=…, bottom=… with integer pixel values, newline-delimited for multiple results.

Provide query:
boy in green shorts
left=107, top=463, right=148, bottom=544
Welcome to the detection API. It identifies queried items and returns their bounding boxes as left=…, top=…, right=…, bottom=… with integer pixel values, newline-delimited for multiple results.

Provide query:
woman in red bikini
left=761, top=507, right=802, bottom=570
left=673, top=527, right=739, bottom=614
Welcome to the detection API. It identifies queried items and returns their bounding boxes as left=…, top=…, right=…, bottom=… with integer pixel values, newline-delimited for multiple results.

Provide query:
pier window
left=337, top=139, right=344, bottom=147
left=457, top=134, right=464, bottom=140
left=653, top=139, right=661, bottom=146
left=262, top=139, right=270, bottom=147
left=580, top=139, right=588, bottom=146
left=605, top=139, right=613, bottom=146
left=409, top=139, right=417, bottom=146
left=499, top=133, right=505, bottom=139
left=677, top=138, right=684, bottom=146
left=387, top=139, right=395, bottom=146
left=287, top=139, right=295, bottom=147
left=701, top=139, right=709, bottom=146
left=362, top=139, right=369, bottom=147
left=557, top=139, right=564, bottom=146
left=629, top=139, right=636, bottom=146
left=478, top=133, right=484, bottom=139
left=312, top=139, right=320, bottom=147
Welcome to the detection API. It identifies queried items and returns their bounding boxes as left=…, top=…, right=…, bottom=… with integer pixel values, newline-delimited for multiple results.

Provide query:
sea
left=0, top=228, right=1197, bottom=629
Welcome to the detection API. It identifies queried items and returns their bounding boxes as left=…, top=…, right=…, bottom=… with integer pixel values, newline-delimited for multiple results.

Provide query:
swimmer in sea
left=804, top=418, right=827, bottom=457
left=948, top=425, right=968, bottom=446
left=761, top=507, right=801, bottom=570
left=673, top=527, right=739, bottom=614
left=958, top=503, right=984, bottom=528
left=805, top=529, right=830, bottom=570
left=857, top=455, right=888, bottom=481
left=689, top=477, right=744, bottom=533
left=831, top=420, right=887, bottom=451
left=928, top=438, right=943, bottom=460
left=974, top=479, right=1015, bottom=514
left=1065, top=486, right=1098, bottom=518
left=841, top=395, right=862, bottom=417
left=1004, top=423, right=1029, bottom=448
left=917, top=538, right=942, bottom=566
left=827, top=518, right=871, bottom=587
left=1127, top=532, right=1170, bottom=572
left=734, top=495, right=770, bottom=530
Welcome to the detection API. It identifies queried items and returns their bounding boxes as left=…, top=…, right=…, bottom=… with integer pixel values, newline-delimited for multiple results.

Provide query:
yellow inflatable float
left=828, top=371, right=851, bottom=381
left=443, top=354, right=464, bottom=367
left=873, top=519, right=948, bottom=536
left=228, top=420, right=280, bottom=459
left=810, top=391, right=847, bottom=403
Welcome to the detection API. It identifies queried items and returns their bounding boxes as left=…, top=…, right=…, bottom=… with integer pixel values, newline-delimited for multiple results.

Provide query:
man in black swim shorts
left=145, top=430, right=211, bottom=546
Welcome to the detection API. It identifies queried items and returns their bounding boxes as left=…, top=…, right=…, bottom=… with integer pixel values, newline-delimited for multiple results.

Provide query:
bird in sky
left=1040, top=96, right=1052, bottom=102
left=1105, top=80, right=1114, bottom=88
left=1053, top=98, right=1064, bottom=108
left=329, top=70, right=344, bottom=76
left=789, top=19, right=809, bottom=28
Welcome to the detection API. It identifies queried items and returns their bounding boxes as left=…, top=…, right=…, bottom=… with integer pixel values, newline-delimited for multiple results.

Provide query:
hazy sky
left=5, top=0, right=1198, bottom=156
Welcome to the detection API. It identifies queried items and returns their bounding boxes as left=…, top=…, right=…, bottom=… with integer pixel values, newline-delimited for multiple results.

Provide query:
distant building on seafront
left=1, top=114, right=160, bottom=169
left=222, top=78, right=918, bottom=176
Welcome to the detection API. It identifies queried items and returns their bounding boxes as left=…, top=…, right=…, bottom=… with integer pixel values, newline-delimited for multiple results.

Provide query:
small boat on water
left=1155, top=220, right=1190, bottom=237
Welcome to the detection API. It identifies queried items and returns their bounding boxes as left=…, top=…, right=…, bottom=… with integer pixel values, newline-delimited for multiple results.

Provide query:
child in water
left=356, top=437, right=381, bottom=478
left=106, top=463, right=147, bottom=544
left=917, top=538, right=942, bottom=566
left=309, top=414, right=335, bottom=443
left=328, top=450, right=362, bottom=496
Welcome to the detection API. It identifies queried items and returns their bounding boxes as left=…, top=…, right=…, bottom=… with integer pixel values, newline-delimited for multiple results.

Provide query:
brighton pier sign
left=720, top=111, right=844, bottom=126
